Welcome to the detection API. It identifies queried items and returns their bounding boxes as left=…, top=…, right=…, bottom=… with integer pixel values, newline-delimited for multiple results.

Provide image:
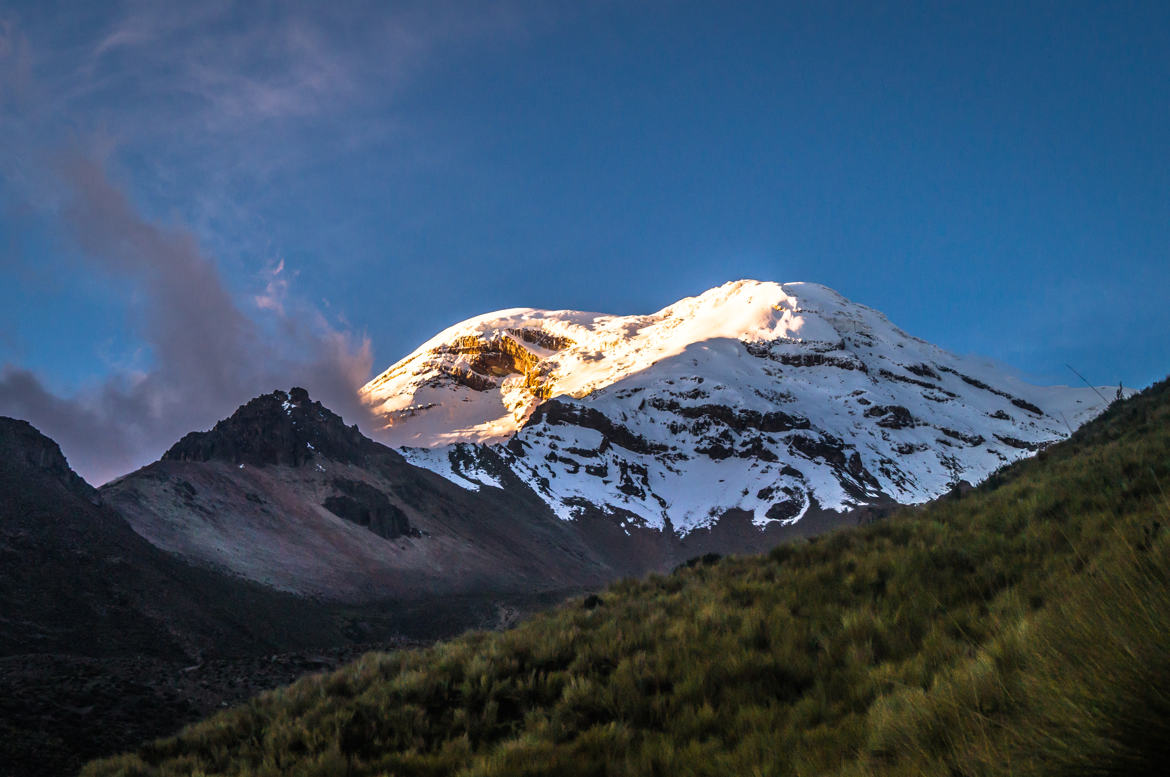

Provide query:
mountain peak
left=164, top=388, right=383, bottom=467
left=360, top=280, right=1111, bottom=533
left=0, top=416, right=92, bottom=493
left=360, top=281, right=921, bottom=449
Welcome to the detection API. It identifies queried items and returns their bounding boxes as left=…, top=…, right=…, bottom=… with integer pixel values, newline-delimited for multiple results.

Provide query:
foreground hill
left=363, top=280, right=1109, bottom=533
left=87, top=377, right=1170, bottom=776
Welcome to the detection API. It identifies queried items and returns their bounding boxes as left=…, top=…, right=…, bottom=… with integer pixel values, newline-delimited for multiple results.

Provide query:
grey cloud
left=0, top=157, right=375, bottom=485
left=0, top=368, right=142, bottom=483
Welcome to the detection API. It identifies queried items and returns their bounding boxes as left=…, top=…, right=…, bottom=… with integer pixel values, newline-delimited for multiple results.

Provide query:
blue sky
left=0, top=1, right=1167, bottom=481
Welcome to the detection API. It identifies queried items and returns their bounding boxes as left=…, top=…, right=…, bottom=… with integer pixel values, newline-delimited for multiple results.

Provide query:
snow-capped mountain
left=361, top=280, right=1110, bottom=534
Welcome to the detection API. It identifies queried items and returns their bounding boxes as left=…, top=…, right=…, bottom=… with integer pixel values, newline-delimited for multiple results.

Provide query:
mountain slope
left=0, top=416, right=357, bottom=659
left=101, top=388, right=613, bottom=602
left=362, top=280, right=1109, bottom=532
left=85, top=378, right=1170, bottom=777
left=105, top=388, right=881, bottom=604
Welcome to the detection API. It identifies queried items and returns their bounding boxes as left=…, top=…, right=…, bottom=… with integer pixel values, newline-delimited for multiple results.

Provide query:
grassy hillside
left=86, top=378, right=1170, bottom=777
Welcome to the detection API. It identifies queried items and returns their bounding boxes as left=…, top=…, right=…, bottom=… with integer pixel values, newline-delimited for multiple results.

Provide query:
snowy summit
left=361, top=281, right=1110, bottom=534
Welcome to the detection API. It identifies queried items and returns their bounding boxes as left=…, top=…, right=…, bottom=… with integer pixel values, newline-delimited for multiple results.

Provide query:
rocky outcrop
left=863, top=404, right=917, bottom=429
left=936, top=366, right=1045, bottom=416
left=523, top=400, right=669, bottom=455
left=508, top=327, right=575, bottom=352
left=745, top=342, right=870, bottom=372
left=323, top=478, right=413, bottom=540
left=423, top=332, right=563, bottom=400
left=649, top=399, right=811, bottom=434
left=164, top=388, right=387, bottom=468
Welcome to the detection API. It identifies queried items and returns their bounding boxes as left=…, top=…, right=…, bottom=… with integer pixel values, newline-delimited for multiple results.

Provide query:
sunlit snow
left=361, top=281, right=1113, bottom=534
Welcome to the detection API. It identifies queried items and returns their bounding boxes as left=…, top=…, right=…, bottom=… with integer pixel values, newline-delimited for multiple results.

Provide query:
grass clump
left=85, top=378, right=1170, bottom=776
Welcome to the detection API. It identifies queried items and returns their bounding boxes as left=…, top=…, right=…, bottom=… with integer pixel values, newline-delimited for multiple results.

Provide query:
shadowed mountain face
left=0, top=414, right=610, bottom=777
left=0, top=415, right=357, bottom=660
left=0, top=416, right=425, bottom=777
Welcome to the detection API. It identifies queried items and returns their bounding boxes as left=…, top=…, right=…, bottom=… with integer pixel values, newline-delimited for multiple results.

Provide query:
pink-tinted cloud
left=0, top=156, right=374, bottom=484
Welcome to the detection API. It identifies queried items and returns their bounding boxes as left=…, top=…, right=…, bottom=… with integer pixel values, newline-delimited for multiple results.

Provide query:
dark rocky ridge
left=103, top=390, right=622, bottom=601
left=164, top=387, right=386, bottom=467
left=0, top=417, right=90, bottom=494
left=103, top=388, right=880, bottom=605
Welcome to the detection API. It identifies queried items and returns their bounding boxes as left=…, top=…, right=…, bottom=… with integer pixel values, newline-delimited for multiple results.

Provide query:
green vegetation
left=86, top=379, right=1170, bottom=777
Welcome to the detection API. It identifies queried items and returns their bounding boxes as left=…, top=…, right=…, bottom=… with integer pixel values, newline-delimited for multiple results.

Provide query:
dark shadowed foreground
left=0, top=416, right=569, bottom=777
left=85, top=377, right=1170, bottom=776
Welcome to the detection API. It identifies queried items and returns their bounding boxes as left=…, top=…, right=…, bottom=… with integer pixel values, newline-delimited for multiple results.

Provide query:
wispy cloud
left=9, top=1, right=549, bottom=146
left=1, top=1, right=560, bottom=233
left=254, top=258, right=289, bottom=314
left=87, top=3, right=360, bottom=128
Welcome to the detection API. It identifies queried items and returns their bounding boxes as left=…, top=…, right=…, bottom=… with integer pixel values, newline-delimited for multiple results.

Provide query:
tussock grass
left=85, top=378, right=1170, bottom=777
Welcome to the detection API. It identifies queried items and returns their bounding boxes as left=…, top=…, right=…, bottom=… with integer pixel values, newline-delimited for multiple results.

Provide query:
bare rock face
left=101, top=382, right=882, bottom=607
left=102, top=390, right=623, bottom=603
left=323, top=478, right=413, bottom=540
left=164, top=388, right=385, bottom=468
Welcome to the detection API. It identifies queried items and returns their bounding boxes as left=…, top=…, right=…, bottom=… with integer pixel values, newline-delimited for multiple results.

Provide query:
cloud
left=0, top=1, right=592, bottom=483
left=0, top=156, right=375, bottom=484
left=253, top=259, right=289, bottom=313
left=0, top=0, right=582, bottom=295
left=21, top=1, right=547, bottom=141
